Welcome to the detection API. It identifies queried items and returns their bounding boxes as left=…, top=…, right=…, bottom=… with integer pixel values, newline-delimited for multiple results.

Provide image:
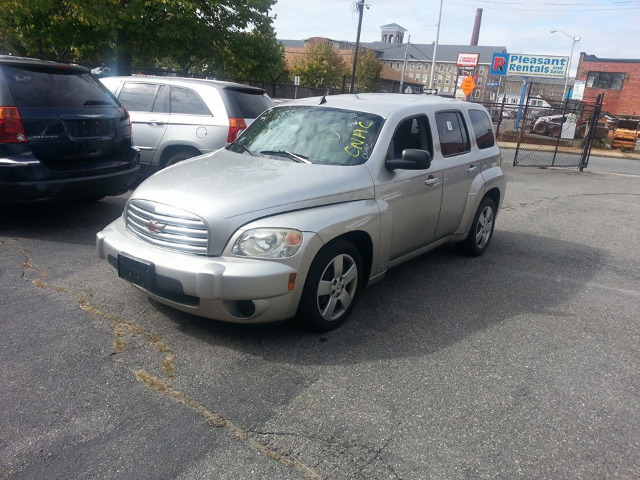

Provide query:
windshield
left=228, top=105, right=384, bottom=166
left=2, top=65, right=119, bottom=108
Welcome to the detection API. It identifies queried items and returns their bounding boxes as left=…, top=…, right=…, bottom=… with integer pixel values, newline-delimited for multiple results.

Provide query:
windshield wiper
left=229, top=143, right=256, bottom=156
left=260, top=150, right=312, bottom=164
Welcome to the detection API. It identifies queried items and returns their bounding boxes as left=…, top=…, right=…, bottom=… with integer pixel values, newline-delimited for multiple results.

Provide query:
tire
left=295, top=240, right=363, bottom=332
left=164, top=150, right=198, bottom=168
left=456, top=197, right=496, bottom=257
left=549, top=126, right=561, bottom=138
left=576, top=123, right=587, bottom=139
left=533, top=122, right=547, bottom=135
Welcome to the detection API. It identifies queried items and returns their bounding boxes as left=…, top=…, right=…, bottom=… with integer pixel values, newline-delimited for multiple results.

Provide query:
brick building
left=279, top=22, right=509, bottom=99
left=575, top=53, right=640, bottom=116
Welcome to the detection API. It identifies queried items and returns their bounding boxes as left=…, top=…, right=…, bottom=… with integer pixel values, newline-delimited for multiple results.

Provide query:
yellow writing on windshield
left=345, top=120, right=374, bottom=158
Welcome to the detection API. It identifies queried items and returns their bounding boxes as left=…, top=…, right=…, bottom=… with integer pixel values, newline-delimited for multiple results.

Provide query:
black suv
left=0, top=56, right=139, bottom=202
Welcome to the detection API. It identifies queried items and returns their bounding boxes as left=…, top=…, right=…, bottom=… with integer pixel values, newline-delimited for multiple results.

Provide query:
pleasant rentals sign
left=490, top=53, right=568, bottom=78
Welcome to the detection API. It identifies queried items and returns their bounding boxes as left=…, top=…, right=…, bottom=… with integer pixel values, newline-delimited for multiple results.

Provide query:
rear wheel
left=295, top=240, right=362, bottom=332
left=164, top=150, right=199, bottom=168
left=456, top=197, right=496, bottom=257
left=549, top=125, right=561, bottom=137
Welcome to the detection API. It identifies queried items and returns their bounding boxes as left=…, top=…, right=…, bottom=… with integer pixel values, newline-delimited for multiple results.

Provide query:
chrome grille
left=126, top=199, right=209, bottom=255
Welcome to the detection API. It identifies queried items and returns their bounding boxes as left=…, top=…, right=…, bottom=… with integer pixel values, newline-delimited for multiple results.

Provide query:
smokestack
left=470, top=8, right=483, bottom=45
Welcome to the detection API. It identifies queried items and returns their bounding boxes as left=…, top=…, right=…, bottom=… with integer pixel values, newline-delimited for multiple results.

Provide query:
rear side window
left=119, top=83, right=164, bottom=112
left=468, top=109, right=495, bottom=149
left=224, top=88, right=274, bottom=118
left=2, top=65, right=117, bottom=108
left=170, top=87, right=210, bottom=115
left=435, top=111, right=470, bottom=157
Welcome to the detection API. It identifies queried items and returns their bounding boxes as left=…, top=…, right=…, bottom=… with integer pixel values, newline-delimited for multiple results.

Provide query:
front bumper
left=96, top=218, right=314, bottom=323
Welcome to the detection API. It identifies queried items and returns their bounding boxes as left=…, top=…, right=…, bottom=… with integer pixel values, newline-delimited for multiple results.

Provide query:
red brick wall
left=575, top=53, right=640, bottom=116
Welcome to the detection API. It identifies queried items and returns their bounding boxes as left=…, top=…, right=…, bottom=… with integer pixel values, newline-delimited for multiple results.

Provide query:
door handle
left=467, top=165, right=479, bottom=173
left=425, top=176, right=440, bottom=187
left=146, top=119, right=165, bottom=125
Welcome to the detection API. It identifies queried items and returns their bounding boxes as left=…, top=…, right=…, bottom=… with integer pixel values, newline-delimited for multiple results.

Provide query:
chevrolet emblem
left=144, top=220, right=166, bottom=233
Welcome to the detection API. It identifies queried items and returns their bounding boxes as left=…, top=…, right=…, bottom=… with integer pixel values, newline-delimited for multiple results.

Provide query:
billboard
left=491, top=53, right=568, bottom=78
left=457, top=53, right=479, bottom=68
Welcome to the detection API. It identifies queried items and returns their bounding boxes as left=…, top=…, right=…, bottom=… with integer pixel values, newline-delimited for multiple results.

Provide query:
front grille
left=126, top=199, right=209, bottom=255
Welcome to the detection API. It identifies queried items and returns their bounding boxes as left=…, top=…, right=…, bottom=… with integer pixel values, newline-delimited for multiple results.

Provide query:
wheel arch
left=326, top=231, right=374, bottom=288
left=158, top=144, right=202, bottom=168
left=484, top=186, right=501, bottom=213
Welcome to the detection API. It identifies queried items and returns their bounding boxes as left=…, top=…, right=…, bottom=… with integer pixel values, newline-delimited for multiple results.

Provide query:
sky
left=269, top=0, right=640, bottom=75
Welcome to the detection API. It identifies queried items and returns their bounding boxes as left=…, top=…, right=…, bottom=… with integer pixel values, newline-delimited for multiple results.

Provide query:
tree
left=0, top=0, right=284, bottom=80
left=0, top=0, right=110, bottom=62
left=353, top=48, right=382, bottom=93
left=291, top=40, right=348, bottom=90
left=218, top=22, right=287, bottom=82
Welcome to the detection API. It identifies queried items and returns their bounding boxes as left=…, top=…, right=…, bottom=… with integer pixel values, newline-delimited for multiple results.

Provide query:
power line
left=432, top=0, right=640, bottom=11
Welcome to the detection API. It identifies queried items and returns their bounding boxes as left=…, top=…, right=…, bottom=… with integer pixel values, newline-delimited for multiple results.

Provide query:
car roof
left=278, top=93, right=479, bottom=118
left=0, top=55, right=88, bottom=73
left=103, top=75, right=266, bottom=93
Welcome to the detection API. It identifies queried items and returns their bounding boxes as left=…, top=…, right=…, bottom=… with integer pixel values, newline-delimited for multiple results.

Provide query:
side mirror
left=386, top=149, right=432, bottom=171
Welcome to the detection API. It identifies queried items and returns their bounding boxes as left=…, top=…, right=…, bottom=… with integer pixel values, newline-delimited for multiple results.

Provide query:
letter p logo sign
left=491, top=53, right=509, bottom=75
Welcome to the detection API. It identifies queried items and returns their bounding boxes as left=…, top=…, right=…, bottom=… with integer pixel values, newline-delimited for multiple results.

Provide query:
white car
left=97, top=94, right=506, bottom=331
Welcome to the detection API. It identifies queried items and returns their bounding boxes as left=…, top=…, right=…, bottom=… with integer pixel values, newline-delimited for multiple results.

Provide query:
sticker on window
left=446, top=121, right=453, bottom=131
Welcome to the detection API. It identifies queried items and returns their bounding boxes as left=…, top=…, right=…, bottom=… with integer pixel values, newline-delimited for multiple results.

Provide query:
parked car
left=97, top=94, right=506, bottom=331
left=0, top=56, right=139, bottom=203
left=100, top=76, right=274, bottom=173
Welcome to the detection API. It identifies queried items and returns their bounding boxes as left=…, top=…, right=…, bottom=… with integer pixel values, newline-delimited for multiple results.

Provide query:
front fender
left=226, top=199, right=383, bottom=287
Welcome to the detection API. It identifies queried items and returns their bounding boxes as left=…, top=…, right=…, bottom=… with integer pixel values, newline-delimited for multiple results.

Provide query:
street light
left=551, top=29, right=581, bottom=101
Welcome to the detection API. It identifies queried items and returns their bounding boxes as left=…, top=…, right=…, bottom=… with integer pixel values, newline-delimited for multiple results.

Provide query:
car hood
left=129, top=149, right=375, bottom=254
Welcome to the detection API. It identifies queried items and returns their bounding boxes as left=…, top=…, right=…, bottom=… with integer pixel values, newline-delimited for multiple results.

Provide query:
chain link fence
left=481, top=96, right=605, bottom=168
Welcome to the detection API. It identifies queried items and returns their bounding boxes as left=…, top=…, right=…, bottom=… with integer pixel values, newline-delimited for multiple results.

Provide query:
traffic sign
left=460, top=75, right=476, bottom=97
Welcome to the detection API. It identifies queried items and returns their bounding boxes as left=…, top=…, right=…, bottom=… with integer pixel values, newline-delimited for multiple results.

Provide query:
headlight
left=232, top=228, right=303, bottom=258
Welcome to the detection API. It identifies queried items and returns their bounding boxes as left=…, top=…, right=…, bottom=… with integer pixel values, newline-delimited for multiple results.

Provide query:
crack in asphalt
left=6, top=241, right=325, bottom=480
left=253, top=429, right=402, bottom=479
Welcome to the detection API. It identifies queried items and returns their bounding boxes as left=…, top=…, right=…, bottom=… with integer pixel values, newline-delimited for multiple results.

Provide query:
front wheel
left=456, top=197, right=496, bottom=257
left=295, top=240, right=363, bottom=332
left=533, top=122, right=547, bottom=135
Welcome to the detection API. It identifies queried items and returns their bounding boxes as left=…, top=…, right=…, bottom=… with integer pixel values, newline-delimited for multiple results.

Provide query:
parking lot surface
left=1, top=161, right=639, bottom=479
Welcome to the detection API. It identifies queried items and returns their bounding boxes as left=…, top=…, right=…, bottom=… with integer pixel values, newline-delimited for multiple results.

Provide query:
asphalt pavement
left=1, top=159, right=638, bottom=479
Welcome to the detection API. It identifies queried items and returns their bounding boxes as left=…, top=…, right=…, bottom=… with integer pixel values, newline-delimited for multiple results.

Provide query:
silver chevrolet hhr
left=97, top=93, right=506, bottom=331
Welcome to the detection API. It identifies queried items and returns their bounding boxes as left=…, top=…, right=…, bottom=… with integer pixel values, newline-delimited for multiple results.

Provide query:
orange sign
left=460, top=75, right=476, bottom=97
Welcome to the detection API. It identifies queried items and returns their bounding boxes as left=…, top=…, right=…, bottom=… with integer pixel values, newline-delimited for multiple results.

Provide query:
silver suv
left=97, top=94, right=506, bottom=331
left=100, top=76, right=274, bottom=172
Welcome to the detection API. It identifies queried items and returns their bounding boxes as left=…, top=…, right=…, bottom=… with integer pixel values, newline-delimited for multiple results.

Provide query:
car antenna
left=319, top=90, right=329, bottom=105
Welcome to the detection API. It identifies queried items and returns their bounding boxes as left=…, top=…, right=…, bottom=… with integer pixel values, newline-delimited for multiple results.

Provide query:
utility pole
left=350, top=0, right=366, bottom=94
left=429, top=0, right=444, bottom=89
left=400, top=35, right=411, bottom=93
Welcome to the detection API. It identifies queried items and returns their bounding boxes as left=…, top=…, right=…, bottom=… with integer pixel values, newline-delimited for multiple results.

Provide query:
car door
left=164, top=85, right=220, bottom=151
left=116, top=82, right=170, bottom=166
left=375, top=115, right=443, bottom=260
left=433, top=110, right=481, bottom=239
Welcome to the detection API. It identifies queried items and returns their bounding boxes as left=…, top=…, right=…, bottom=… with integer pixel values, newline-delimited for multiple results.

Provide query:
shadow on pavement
left=156, top=230, right=604, bottom=366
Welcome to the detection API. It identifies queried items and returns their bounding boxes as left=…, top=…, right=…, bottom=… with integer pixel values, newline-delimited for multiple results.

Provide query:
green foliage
left=353, top=48, right=382, bottom=93
left=0, top=0, right=284, bottom=80
left=0, top=0, right=111, bottom=62
left=291, top=40, right=348, bottom=89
